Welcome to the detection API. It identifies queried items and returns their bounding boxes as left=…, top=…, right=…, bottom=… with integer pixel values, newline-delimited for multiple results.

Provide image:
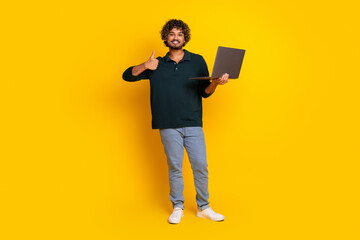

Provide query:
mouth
left=172, top=41, right=180, bottom=45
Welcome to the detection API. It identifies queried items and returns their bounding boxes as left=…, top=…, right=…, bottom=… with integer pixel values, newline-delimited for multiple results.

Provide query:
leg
left=159, top=128, right=185, bottom=209
left=183, top=127, right=210, bottom=210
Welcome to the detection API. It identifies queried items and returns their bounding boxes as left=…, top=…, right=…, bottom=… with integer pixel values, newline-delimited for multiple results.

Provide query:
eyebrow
left=169, top=31, right=184, bottom=34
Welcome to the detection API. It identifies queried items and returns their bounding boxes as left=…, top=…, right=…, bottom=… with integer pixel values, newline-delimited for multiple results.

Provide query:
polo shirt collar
left=164, top=49, right=191, bottom=62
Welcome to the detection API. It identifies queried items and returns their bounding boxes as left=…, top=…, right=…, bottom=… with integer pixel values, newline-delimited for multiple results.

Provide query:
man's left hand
left=213, top=73, right=229, bottom=85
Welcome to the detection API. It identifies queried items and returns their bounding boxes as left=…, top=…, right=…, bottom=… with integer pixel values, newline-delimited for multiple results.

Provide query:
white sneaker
left=196, top=207, right=225, bottom=221
left=168, top=207, right=184, bottom=224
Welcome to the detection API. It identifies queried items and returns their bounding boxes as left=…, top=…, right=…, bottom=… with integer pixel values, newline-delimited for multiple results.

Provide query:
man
left=122, top=19, right=229, bottom=224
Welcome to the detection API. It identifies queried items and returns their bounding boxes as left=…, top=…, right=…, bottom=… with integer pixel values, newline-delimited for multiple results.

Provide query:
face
left=166, top=28, right=185, bottom=50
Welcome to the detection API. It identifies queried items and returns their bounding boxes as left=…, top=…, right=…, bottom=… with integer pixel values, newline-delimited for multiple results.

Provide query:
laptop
left=189, top=46, right=245, bottom=80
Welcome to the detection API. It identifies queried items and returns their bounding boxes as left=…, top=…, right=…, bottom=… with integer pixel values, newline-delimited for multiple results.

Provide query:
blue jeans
left=159, top=127, right=210, bottom=211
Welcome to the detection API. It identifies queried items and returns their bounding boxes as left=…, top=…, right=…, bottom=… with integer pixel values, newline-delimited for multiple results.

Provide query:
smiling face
left=160, top=19, right=191, bottom=49
left=166, top=28, right=185, bottom=50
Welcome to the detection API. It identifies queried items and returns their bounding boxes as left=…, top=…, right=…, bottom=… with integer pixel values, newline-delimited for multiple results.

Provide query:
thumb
left=150, top=50, right=155, bottom=59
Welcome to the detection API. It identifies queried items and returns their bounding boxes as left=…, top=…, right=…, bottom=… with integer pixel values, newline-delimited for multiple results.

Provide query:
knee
left=168, top=162, right=183, bottom=174
left=191, top=159, right=208, bottom=173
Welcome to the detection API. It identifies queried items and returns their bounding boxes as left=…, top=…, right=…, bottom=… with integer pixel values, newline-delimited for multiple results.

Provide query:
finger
left=150, top=51, right=155, bottom=59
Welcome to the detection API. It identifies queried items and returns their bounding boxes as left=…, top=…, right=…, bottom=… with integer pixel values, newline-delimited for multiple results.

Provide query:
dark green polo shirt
left=122, top=49, right=212, bottom=129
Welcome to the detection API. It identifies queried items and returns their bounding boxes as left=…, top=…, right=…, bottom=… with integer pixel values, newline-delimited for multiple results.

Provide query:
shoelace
left=171, top=210, right=182, bottom=218
left=203, top=208, right=219, bottom=216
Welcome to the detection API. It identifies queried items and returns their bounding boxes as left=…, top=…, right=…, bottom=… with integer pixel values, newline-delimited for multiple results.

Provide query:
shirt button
left=175, top=68, right=178, bottom=70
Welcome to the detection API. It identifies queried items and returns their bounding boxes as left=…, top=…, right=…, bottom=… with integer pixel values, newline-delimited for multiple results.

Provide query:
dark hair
left=160, top=19, right=191, bottom=47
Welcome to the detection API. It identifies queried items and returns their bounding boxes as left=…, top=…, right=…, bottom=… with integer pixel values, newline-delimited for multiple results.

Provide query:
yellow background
left=1, top=0, right=359, bottom=239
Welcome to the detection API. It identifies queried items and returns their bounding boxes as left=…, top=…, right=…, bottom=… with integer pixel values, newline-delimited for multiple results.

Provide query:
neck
left=169, top=48, right=184, bottom=60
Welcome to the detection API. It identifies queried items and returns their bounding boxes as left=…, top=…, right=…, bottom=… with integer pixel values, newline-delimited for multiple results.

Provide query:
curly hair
left=160, top=19, right=191, bottom=47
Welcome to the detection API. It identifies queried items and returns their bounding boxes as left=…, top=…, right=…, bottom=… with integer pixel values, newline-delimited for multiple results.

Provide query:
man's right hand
left=131, top=51, right=159, bottom=76
left=144, top=51, right=159, bottom=70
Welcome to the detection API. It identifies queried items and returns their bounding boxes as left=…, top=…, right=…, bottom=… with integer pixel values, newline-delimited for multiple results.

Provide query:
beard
left=167, top=40, right=184, bottom=50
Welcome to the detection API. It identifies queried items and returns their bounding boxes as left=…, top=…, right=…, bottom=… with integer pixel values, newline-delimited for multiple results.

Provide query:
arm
left=198, top=56, right=229, bottom=97
left=204, top=73, right=230, bottom=94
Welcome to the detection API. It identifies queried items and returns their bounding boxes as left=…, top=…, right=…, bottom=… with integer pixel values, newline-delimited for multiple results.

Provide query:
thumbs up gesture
left=144, top=51, right=159, bottom=70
